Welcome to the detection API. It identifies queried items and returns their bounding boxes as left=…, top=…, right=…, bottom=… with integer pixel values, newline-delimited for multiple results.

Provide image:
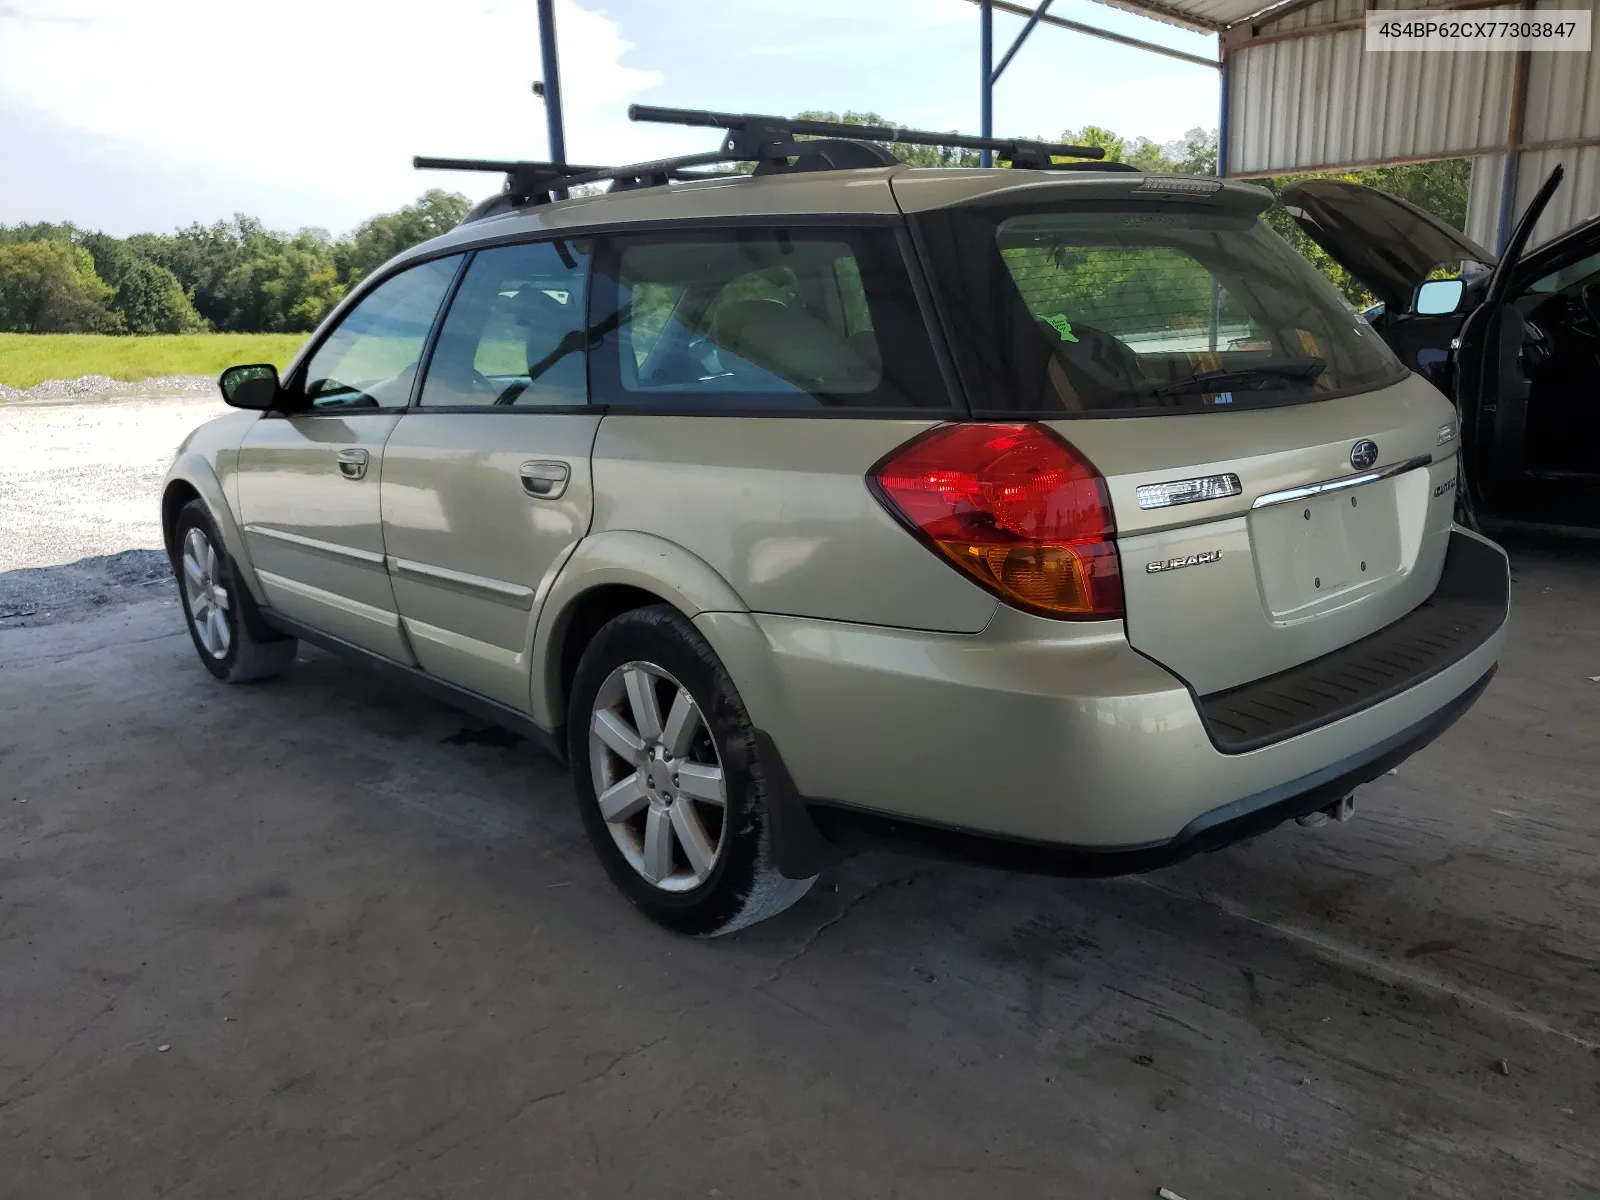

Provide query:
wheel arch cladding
left=530, top=531, right=752, bottom=729
left=162, top=456, right=265, bottom=603
left=161, top=479, right=201, bottom=559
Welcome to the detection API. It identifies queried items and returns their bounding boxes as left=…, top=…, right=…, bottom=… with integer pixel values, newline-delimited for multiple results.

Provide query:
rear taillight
left=868, top=423, right=1123, bottom=619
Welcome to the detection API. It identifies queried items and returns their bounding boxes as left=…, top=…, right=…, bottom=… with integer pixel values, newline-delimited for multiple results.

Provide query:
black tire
left=171, top=499, right=296, bottom=684
left=568, top=604, right=814, bottom=936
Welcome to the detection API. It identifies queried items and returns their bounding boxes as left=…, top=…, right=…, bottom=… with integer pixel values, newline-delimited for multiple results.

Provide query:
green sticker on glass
left=1044, top=313, right=1078, bottom=342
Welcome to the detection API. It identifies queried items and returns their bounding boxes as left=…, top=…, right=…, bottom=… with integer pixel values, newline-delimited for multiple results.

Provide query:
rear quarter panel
left=587, top=415, right=999, bottom=632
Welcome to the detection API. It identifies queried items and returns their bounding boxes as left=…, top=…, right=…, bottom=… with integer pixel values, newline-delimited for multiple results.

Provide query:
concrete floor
left=2, top=395, right=1598, bottom=1197
left=1, top=540, right=1597, bottom=1199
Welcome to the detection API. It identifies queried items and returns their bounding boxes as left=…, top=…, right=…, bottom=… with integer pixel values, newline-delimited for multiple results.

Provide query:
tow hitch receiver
left=1297, top=793, right=1356, bottom=828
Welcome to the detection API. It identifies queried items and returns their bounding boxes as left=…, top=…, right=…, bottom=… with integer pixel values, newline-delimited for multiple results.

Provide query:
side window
left=299, top=256, right=461, bottom=410
left=589, top=227, right=951, bottom=411
left=419, top=239, right=590, bottom=408
left=1524, top=248, right=1600, bottom=296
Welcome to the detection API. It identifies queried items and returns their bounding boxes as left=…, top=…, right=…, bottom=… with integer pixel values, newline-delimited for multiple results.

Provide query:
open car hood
left=1280, top=179, right=1495, bottom=310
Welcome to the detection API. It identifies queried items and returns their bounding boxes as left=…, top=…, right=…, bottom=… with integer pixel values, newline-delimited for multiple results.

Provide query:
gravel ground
left=0, top=392, right=228, bottom=595
left=0, top=373, right=217, bottom=404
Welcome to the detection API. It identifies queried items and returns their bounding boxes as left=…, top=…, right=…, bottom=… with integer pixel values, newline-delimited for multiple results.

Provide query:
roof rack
left=414, top=104, right=1114, bottom=218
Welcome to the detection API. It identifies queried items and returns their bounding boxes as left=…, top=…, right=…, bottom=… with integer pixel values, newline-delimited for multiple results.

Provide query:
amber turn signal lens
left=869, top=423, right=1123, bottom=619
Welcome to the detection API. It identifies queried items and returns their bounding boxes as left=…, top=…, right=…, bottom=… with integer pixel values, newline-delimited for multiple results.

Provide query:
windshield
left=914, top=204, right=1408, bottom=416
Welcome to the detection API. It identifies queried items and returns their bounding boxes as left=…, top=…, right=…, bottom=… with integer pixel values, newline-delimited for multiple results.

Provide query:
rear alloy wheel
left=172, top=499, right=296, bottom=684
left=569, top=604, right=815, bottom=935
left=589, top=661, right=728, bottom=892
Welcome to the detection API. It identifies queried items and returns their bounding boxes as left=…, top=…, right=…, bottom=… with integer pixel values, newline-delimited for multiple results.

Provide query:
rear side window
left=420, top=239, right=590, bottom=408
left=588, top=226, right=952, bottom=411
left=914, top=205, right=1407, bottom=417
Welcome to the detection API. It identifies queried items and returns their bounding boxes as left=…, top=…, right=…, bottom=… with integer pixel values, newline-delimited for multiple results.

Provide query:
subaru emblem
left=1350, top=439, right=1379, bottom=470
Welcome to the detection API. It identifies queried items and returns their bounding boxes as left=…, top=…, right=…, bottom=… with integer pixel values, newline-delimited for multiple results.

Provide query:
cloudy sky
left=0, top=0, right=1217, bottom=237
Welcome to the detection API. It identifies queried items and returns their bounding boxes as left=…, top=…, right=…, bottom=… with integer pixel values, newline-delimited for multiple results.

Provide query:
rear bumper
left=799, top=666, right=1495, bottom=877
left=704, top=526, right=1508, bottom=862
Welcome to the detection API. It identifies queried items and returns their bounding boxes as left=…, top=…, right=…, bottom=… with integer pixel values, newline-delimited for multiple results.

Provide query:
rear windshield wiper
left=1153, top=358, right=1326, bottom=397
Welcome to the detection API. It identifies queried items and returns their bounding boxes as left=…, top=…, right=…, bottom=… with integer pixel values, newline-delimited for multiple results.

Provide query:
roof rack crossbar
left=416, top=103, right=1115, bottom=220
left=627, top=104, right=1105, bottom=164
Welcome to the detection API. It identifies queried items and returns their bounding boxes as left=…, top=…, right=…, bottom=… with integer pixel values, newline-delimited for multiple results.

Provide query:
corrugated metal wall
left=1226, top=0, right=1600, bottom=249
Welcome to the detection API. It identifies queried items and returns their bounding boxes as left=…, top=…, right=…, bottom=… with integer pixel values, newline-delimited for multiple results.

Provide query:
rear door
left=378, top=238, right=599, bottom=711
left=236, top=256, right=462, bottom=661
left=905, top=181, right=1460, bottom=696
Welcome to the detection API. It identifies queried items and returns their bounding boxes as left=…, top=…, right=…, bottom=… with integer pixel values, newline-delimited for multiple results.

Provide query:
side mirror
left=219, top=363, right=282, bottom=410
left=1414, top=278, right=1466, bottom=317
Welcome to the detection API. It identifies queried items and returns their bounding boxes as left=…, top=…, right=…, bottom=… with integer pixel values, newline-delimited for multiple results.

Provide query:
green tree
left=128, top=218, right=258, bottom=330
left=221, top=230, right=345, bottom=333
left=110, top=258, right=208, bottom=333
left=336, top=189, right=472, bottom=285
left=0, top=241, right=120, bottom=333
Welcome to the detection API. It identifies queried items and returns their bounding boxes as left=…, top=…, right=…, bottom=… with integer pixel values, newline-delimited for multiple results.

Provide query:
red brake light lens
left=868, top=423, right=1123, bottom=618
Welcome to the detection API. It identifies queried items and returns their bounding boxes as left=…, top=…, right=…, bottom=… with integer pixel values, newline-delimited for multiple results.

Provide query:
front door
left=236, top=255, right=462, bottom=659
left=379, top=239, right=598, bottom=711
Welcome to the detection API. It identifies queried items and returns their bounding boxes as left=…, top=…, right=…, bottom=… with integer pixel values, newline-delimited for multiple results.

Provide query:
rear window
left=588, top=227, right=952, bottom=411
left=915, top=205, right=1408, bottom=416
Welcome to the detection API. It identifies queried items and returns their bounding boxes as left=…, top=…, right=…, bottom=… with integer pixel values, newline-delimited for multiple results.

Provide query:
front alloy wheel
left=589, top=661, right=728, bottom=891
left=181, top=525, right=232, bottom=659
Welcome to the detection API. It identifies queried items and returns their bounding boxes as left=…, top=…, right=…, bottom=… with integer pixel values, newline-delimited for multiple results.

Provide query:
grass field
left=0, top=333, right=309, bottom=391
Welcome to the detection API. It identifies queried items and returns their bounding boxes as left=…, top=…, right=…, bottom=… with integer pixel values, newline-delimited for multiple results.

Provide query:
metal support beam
left=536, top=0, right=568, bottom=193
left=1496, top=0, right=1533, bottom=253
left=1217, top=51, right=1230, bottom=176
left=992, top=0, right=1053, bottom=82
left=980, top=0, right=994, bottom=167
left=965, top=0, right=1220, bottom=69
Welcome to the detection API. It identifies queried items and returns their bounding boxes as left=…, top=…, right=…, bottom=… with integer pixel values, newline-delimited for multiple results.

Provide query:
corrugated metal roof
left=1091, top=0, right=1287, bottom=33
left=1222, top=0, right=1600, bottom=247
left=1228, top=29, right=1514, bottom=175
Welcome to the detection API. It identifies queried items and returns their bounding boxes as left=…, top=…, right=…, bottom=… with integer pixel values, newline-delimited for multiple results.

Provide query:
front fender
left=163, top=449, right=263, bottom=605
left=529, top=530, right=750, bottom=729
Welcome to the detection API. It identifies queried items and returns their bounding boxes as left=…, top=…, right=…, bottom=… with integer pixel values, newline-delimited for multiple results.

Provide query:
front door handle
left=520, top=460, right=570, bottom=499
left=336, top=448, right=370, bottom=480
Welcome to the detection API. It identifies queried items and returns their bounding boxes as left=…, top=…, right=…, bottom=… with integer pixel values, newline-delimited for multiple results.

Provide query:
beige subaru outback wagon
left=162, top=109, right=1510, bottom=935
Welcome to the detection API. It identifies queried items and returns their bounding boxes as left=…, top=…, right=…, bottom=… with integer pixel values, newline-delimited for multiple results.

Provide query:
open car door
left=1452, top=166, right=1565, bottom=519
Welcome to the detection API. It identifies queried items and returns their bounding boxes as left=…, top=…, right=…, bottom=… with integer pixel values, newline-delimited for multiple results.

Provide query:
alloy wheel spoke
left=670, top=800, right=716, bottom=877
left=641, top=806, right=673, bottom=883
left=596, top=772, right=649, bottom=823
left=661, top=689, right=699, bottom=759
left=674, top=762, right=725, bottom=807
left=183, top=553, right=204, bottom=591
left=624, top=666, right=663, bottom=744
left=208, top=609, right=227, bottom=654
left=212, top=583, right=230, bottom=611
left=592, top=707, right=645, bottom=764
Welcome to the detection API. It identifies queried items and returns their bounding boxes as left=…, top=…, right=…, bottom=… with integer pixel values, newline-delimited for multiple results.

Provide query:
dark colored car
left=1284, top=167, right=1599, bottom=534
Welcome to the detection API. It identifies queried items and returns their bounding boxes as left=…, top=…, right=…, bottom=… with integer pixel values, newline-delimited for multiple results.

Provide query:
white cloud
left=0, top=0, right=666, bottom=228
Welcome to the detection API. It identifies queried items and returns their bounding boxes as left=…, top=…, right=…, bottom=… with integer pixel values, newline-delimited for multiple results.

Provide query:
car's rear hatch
left=1045, top=376, right=1457, bottom=695
left=1279, top=178, right=1496, bottom=310
left=898, top=170, right=1461, bottom=695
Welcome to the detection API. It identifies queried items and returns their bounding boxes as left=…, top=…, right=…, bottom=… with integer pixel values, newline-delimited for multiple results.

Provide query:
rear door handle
left=520, top=460, right=570, bottom=499
left=336, top=448, right=370, bottom=480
